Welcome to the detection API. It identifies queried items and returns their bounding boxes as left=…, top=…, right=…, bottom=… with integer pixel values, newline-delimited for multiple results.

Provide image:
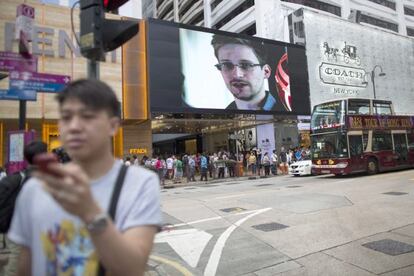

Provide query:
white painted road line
left=171, top=208, right=267, bottom=228
left=214, top=194, right=247, bottom=200
left=203, top=207, right=272, bottom=276
left=156, top=229, right=213, bottom=268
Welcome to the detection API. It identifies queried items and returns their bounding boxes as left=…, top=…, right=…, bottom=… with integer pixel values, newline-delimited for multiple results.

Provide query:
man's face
left=217, top=44, right=271, bottom=101
left=58, top=98, right=119, bottom=161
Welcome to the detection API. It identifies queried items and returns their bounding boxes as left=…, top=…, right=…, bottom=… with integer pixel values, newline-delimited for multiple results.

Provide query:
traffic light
left=79, top=0, right=138, bottom=61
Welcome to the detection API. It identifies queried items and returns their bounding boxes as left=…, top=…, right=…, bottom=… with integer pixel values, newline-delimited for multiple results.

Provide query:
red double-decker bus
left=311, top=98, right=414, bottom=175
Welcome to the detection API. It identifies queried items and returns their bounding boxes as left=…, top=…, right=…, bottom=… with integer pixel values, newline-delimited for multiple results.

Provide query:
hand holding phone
left=33, top=153, right=60, bottom=176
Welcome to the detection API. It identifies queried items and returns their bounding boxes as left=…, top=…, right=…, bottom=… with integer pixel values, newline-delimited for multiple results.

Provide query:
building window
left=360, top=13, right=398, bottom=32
left=367, top=0, right=396, bottom=10
left=240, top=23, right=256, bottom=35
left=211, top=0, right=224, bottom=10
left=404, top=6, right=414, bottom=16
left=187, top=11, right=204, bottom=25
left=179, top=0, right=199, bottom=18
left=157, top=1, right=173, bottom=19
left=156, top=0, right=163, bottom=10
left=282, top=0, right=341, bottom=17
left=213, top=0, right=254, bottom=29
left=407, top=27, right=414, bottom=37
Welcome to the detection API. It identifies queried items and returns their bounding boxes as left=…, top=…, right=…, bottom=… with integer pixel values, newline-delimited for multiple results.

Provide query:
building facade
left=142, top=0, right=414, bottom=38
left=0, top=0, right=152, bottom=166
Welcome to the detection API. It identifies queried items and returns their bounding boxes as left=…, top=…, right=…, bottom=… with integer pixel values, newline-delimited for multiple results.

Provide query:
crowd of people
left=121, top=146, right=311, bottom=185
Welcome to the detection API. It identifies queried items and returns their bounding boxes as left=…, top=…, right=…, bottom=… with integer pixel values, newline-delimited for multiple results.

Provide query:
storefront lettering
left=319, top=62, right=367, bottom=88
left=129, top=148, right=147, bottom=154
left=4, top=22, right=117, bottom=62
left=324, top=67, right=363, bottom=79
left=333, top=87, right=359, bottom=95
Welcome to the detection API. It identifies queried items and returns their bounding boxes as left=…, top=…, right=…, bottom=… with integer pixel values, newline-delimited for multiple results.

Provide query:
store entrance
left=151, top=113, right=299, bottom=157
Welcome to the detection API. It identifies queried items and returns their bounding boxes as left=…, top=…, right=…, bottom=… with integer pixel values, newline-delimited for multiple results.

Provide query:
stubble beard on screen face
left=228, top=79, right=265, bottom=101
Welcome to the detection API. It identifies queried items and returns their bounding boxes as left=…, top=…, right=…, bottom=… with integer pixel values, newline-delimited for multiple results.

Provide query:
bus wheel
left=367, top=158, right=378, bottom=175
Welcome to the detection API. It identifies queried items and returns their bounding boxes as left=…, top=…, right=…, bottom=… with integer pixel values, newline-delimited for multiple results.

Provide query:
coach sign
left=319, top=62, right=366, bottom=88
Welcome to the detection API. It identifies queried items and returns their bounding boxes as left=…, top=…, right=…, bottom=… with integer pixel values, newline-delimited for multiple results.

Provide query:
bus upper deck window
left=373, top=101, right=392, bottom=115
left=348, top=100, right=370, bottom=115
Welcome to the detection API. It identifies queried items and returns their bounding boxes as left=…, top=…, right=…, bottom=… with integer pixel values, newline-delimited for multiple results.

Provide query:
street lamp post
left=365, top=65, right=386, bottom=99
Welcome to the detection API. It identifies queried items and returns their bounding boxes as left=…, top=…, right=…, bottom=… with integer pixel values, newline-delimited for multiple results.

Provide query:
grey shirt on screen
left=8, top=160, right=162, bottom=276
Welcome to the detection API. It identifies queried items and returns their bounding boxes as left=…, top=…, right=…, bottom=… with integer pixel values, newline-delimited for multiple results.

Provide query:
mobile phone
left=33, top=153, right=60, bottom=176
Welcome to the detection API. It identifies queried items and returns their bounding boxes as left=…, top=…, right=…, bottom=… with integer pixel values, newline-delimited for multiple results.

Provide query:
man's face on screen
left=217, top=44, right=270, bottom=101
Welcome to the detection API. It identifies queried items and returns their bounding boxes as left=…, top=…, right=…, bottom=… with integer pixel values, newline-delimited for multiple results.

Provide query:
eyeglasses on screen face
left=214, top=62, right=262, bottom=72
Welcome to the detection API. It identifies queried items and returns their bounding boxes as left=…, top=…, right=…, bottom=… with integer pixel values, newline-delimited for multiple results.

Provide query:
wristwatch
left=86, top=213, right=110, bottom=234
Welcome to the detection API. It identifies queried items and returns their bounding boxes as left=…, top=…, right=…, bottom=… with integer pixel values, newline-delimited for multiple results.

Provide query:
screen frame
left=146, top=18, right=311, bottom=116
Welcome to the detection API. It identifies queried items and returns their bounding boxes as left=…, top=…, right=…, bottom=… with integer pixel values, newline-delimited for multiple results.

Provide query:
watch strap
left=86, top=213, right=109, bottom=234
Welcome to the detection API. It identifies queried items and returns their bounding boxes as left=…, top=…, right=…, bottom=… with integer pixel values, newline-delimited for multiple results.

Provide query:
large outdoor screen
left=147, top=19, right=310, bottom=115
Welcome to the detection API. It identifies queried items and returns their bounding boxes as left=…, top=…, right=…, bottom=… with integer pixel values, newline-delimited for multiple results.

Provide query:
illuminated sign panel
left=347, top=115, right=414, bottom=130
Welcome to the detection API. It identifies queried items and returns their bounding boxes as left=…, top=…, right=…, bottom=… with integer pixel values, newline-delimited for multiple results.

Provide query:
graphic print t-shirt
left=8, top=161, right=162, bottom=276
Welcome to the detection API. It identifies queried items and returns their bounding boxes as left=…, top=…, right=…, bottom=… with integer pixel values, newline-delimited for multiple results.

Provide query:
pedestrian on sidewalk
left=174, top=156, right=183, bottom=183
left=228, top=153, right=236, bottom=177
left=1, top=141, right=47, bottom=276
left=124, top=156, right=131, bottom=166
left=256, top=148, right=262, bottom=176
left=279, top=147, right=288, bottom=174
left=200, top=153, right=208, bottom=181
left=216, top=155, right=226, bottom=178
left=182, top=154, right=189, bottom=181
left=188, top=155, right=196, bottom=182
left=208, top=153, right=214, bottom=178
left=132, top=155, right=139, bottom=166
left=271, top=150, right=278, bottom=175
left=262, top=152, right=271, bottom=176
left=7, top=79, right=162, bottom=276
left=155, top=156, right=165, bottom=186
left=248, top=151, right=257, bottom=175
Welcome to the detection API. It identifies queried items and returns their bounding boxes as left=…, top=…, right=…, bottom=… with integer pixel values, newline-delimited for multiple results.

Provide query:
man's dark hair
left=56, top=79, right=121, bottom=118
left=211, top=34, right=267, bottom=65
left=24, top=141, right=48, bottom=165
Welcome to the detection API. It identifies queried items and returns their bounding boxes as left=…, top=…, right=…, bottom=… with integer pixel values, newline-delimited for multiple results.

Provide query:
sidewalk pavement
left=162, top=173, right=282, bottom=189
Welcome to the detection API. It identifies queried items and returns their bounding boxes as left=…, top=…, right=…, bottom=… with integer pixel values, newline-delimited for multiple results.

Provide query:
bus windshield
left=311, top=100, right=345, bottom=131
left=311, top=133, right=348, bottom=159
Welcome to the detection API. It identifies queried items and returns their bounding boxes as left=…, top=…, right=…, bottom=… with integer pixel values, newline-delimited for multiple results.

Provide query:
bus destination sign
left=348, top=115, right=414, bottom=130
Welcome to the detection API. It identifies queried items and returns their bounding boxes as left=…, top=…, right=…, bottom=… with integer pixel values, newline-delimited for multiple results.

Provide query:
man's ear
left=263, top=64, right=271, bottom=79
left=109, top=116, right=121, bottom=136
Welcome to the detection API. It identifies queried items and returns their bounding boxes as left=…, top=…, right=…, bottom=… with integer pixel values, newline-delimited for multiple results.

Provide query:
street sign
left=15, top=4, right=35, bottom=41
left=0, top=89, right=36, bottom=101
left=0, top=52, right=37, bottom=72
left=9, top=71, right=70, bottom=93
